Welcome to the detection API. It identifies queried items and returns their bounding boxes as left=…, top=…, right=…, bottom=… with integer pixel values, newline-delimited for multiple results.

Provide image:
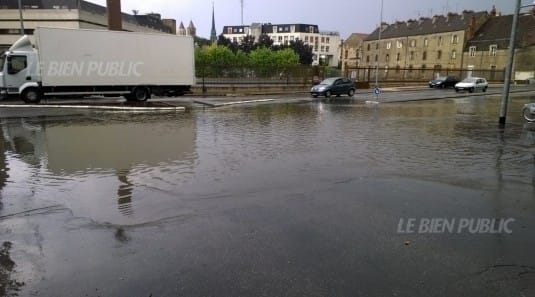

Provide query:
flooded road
left=1, top=95, right=535, bottom=297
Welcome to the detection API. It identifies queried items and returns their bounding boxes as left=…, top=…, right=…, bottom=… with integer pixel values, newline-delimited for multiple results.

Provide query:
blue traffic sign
left=374, top=87, right=381, bottom=95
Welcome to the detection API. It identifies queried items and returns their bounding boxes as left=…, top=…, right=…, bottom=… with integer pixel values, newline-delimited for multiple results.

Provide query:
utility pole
left=375, top=0, right=384, bottom=89
left=18, top=0, right=25, bottom=35
left=240, top=0, right=244, bottom=25
left=499, top=0, right=523, bottom=127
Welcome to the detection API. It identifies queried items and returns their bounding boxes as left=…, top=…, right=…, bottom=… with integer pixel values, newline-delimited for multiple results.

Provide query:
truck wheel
left=21, top=88, right=41, bottom=104
left=131, top=87, right=150, bottom=102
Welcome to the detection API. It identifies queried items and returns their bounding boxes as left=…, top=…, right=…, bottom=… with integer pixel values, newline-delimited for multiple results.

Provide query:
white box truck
left=0, top=27, right=195, bottom=103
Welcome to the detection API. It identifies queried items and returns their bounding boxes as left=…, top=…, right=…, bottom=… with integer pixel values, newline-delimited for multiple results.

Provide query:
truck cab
left=0, top=36, right=41, bottom=102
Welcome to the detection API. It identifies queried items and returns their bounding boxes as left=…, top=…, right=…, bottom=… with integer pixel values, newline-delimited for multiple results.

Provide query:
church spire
left=210, top=2, right=217, bottom=43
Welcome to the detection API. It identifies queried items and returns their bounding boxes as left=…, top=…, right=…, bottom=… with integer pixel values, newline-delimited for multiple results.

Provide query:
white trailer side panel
left=35, top=27, right=195, bottom=87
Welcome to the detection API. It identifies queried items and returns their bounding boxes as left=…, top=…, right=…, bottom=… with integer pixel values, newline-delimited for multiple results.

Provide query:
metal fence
left=195, top=65, right=342, bottom=87
left=195, top=65, right=507, bottom=91
left=344, top=67, right=506, bottom=83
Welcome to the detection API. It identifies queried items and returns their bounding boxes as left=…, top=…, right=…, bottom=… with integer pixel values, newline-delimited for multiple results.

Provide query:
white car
left=455, top=77, right=488, bottom=93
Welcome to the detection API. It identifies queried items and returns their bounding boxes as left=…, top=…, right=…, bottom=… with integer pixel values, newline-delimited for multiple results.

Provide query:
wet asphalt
left=0, top=89, right=534, bottom=297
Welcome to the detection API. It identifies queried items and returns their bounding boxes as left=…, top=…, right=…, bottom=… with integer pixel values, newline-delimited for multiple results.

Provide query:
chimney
left=467, top=15, right=477, bottom=40
left=106, top=0, right=122, bottom=31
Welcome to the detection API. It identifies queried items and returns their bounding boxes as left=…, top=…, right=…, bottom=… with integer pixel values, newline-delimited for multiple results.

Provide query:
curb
left=0, top=104, right=186, bottom=112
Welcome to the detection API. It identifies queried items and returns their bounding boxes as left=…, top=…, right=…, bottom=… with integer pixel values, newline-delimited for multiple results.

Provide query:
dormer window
left=489, top=45, right=497, bottom=56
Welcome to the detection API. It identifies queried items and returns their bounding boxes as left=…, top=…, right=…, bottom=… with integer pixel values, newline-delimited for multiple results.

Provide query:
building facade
left=0, top=0, right=175, bottom=53
left=361, top=10, right=489, bottom=80
left=222, top=23, right=341, bottom=66
left=340, top=33, right=368, bottom=77
left=464, top=11, right=535, bottom=81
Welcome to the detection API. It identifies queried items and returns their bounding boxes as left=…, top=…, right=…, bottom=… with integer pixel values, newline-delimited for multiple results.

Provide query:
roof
left=365, top=11, right=488, bottom=41
left=466, top=14, right=535, bottom=50
left=344, top=33, right=368, bottom=45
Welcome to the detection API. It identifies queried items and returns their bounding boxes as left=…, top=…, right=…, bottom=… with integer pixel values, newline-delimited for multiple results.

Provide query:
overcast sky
left=89, top=0, right=516, bottom=39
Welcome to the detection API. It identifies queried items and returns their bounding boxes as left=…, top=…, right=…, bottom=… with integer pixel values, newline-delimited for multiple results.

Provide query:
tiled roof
left=466, top=14, right=535, bottom=50
left=365, top=11, right=488, bottom=41
left=344, top=33, right=368, bottom=45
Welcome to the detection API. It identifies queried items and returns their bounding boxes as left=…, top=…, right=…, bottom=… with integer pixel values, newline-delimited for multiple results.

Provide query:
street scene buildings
left=1, top=3, right=534, bottom=82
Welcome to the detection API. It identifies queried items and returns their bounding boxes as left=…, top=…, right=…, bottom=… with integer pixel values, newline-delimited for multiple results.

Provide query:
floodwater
left=1, top=96, right=534, bottom=297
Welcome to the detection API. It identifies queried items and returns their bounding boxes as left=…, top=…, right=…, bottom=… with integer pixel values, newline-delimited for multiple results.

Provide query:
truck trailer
left=0, top=27, right=195, bottom=103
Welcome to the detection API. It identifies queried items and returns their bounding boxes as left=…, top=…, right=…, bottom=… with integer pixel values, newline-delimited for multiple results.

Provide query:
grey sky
left=89, top=0, right=516, bottom=39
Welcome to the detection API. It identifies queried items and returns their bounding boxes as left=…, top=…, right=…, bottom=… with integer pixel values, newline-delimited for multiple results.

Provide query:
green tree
left=288, top=39, right=313, bottom=65
left=257, top=34, right=274, bottom=48
left=249, top=47, right=277, bottom=68
left=274, top=48, right=299, bottom=67
left=239, top=35, right=257, bottom=53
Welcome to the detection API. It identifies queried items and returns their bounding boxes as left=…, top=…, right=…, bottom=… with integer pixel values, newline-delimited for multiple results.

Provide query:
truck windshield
left=0, top=53, right=5, bottom=72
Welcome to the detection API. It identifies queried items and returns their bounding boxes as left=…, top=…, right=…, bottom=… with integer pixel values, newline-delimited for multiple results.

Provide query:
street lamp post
left=18, top=0, right=25, bottom=35
left=499, top=0, right=534, bottom=127
left=375, top=0, right=384, bottom=89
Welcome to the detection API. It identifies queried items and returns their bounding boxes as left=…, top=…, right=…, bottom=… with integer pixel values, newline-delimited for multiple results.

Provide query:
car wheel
left=483, top=87, right=487, bottom=92
left=325, top=90, right=331, bottom=98
left=469, top=88, right=474, bottom=93
left=312, top=94, right=318, bottom=98
left=455, top=88, right=460, bottom=93
left=523, top=107, right=535, bottom=122
left=348, top=89, right=355, bottom=97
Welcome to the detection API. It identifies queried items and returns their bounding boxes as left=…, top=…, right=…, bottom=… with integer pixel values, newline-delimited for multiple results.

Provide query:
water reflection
left=0, top=114, right=197, bottom=222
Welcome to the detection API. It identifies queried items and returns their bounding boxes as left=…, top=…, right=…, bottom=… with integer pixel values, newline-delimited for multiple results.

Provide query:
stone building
left=464, top=9, right=535, bottom=81
left=361, top=10, right=489, bottom=81
left=340, top=33, right=368, bottom=77
left=0, top=0, right=176, bottom=53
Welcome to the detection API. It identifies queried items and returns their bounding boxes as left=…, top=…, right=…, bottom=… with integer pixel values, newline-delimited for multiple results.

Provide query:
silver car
left=454, top=77, right=488, bottom=93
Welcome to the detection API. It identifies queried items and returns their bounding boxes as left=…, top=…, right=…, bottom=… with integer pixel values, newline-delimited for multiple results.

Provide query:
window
left=489, top=45, right=497, bottom=56
left=375, top=54, right=378, bottom=62
left=320, top=46, right=324, bottom=52
left=376, top=43, right=379, bottom=50
left=7, top=55, right=27, bottom=74
left=386, top=54, right=390, bottom=62
left=273, top=26, right=278, bottom=32
left=396, top=53, right=400, bottom=61
left=397, top=40, right=403, bottom=49
left=409, top=51, right=414, bottom=61
left=386, top=42, right=391, bottom=49
left=424, top=38, right=429, bottom=47
left=290, top=36, right=295, bottom=41
left=452, top=34, right=458, bottom=44
left=367, top=44, right=371, bottom=51
left=305, top=36, right=308, bottom=42
left=451, top=50, right=457, bottom=59
left=325, top=46, right=330, bottom=52
left=438, top=36, right=443, bottom=46
left=366, top=55, right=370, bottom=62
left=278, top=36, right=283, bottom=42
left=422, top=51, right=427, bottom=61
left=345, top=50, right=348, bottom=59
left=409, top=65, right=413, bottom=73
left=321, top=37, right=325, bottom=43
left=437, top=50, right=442, bottom=59
left=410, top=39, right=416, bottom=47
left=326, top=37, right=330, bottom=43
left=469, top=46, right=476, bottom=57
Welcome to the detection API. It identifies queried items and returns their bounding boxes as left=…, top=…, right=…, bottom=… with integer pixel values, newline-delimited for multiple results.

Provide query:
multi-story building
left=222, top=23, right=341, bottom=66
left=361, top=10, right=489, bottom=80
left=0, top=0, right=176, bottom=53
left=464, top=9, right=535, bottom=81
left=340, top=33, right=368, bottom=77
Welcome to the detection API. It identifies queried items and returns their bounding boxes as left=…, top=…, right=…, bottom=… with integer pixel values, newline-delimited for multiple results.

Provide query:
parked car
left=454, top=77, right=488, bottom=93
left=311, top=77, right=356, bottom=98
left=429, top=76, right=460, bottom=88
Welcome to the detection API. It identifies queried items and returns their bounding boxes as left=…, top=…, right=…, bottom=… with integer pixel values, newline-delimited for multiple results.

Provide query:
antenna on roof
left=240, top=0, right=244, bottom=25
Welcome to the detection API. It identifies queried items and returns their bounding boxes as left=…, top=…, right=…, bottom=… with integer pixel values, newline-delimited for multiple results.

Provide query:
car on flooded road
left=428, top=76, right=460, bottom=88
left=454, top=77, right=488, bottom=93
left=311, top=77, right=356, bottom=98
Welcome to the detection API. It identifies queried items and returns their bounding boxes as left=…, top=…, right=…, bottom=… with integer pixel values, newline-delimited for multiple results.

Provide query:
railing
left=344, top=67, right=507, bottom=83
